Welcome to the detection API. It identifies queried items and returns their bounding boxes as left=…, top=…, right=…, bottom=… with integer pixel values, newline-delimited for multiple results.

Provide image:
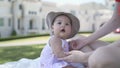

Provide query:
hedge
left=0, top=34, right=49, bottom=41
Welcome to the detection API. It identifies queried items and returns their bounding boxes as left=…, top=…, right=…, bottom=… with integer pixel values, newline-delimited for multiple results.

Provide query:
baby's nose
left=61, top=24, right=65, bottom=27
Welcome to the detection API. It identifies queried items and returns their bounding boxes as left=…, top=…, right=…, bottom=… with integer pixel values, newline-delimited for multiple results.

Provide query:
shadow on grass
left=0, top=44, right=45, bottom=64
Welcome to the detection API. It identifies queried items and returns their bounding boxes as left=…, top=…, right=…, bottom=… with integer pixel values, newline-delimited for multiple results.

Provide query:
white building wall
left=95, top=9, right=113, bottom=30
left=21, top=1, right=42, bottom=35
left=40, top=1, right=58, bottom=34
left=0, top=1, right=12, bottom=38
left=0, top=0, right=115, bottom=38
left=105, top=0, right=115, bottom=10
left=79, top=10, right=95, bottom=32
left=78, top=2, right=113, bottom=32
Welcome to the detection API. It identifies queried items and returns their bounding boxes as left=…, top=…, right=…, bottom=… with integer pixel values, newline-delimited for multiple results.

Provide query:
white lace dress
left=39, top=37, right=84, bottom=68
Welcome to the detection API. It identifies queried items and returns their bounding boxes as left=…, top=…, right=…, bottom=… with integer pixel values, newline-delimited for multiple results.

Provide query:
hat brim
left=46, top=12, right=80, bottom=39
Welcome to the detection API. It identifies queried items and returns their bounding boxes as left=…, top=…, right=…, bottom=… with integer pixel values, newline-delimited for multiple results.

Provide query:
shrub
left=11, top=30, right=17, bottom=36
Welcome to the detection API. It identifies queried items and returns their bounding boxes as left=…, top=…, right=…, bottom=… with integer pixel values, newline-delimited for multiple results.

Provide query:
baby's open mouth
left=61, top=29, right=65, bottom=32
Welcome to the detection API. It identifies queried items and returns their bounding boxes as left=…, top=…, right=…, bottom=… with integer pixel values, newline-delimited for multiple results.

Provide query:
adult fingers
left=64, top=52, right=71, bottom=56
left=58, top=55, right=73, bottom=62
left=58, top=52, right=72, bottom=61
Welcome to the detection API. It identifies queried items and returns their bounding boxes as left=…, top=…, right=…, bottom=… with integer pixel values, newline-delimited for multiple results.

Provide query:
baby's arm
left=50, top=37, right=76, bottom=68
left=50, top=36, right=67, bottom=58
left=50, top=37, right=75, bottom=68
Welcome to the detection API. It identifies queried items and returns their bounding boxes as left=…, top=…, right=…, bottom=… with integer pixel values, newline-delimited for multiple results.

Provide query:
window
left=40, top=8, right=42, bottom=12
left=8, top=18, right=11, bottom=27
left=42, top=18, right=45, bottom=30
left=18, top=19, right=20, bottom=29
left=112, top=4, right=115, bottom=10
left=29, top=11, right=37, bottom=15
left=29, top=20, right=33, bottom=29
left=85, top=10, right=88, bottom=14
left=8, top=0, right=11, bottom=2
left=19, top=4, right=22, bottom=10
left=0, top=18, right=4, bottom=27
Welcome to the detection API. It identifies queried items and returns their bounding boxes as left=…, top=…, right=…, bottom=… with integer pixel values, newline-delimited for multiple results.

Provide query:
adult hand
left=59, top=50, right=86, bottom=63
left=70, top=37, right=89, bottom=50
left=75, top=38, right=87, bottom=49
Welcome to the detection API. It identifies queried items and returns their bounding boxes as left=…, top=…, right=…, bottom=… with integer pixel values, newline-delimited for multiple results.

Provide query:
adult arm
left=78, top=1, right=120, bottom=49
left=59, top=50, right=93, bottom=63
left=58, top=0, right=120, bottom=64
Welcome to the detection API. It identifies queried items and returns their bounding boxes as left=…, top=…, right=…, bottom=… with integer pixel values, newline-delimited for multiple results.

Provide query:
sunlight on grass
left=100, top=36, right=120, bottom=42
left=0, top=44, right=45, bottom=64
left=81, top=33, right=120, bottom=42
left=0, top=36, right=50, bottom=44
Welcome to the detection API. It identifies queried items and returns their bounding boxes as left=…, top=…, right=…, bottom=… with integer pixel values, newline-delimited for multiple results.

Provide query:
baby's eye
left=66, top=23, right=70, bottom=25
left=58, top=22, right=61, bottom=24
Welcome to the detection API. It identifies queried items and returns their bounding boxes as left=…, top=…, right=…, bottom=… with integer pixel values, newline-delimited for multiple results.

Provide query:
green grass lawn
left=0, top=44, right=45, bottom=64
left=0, top=34, right=120, bottom=64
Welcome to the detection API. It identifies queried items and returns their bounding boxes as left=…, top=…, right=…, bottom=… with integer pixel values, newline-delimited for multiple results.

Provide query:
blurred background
left=0, top=0, right=116, bottom=38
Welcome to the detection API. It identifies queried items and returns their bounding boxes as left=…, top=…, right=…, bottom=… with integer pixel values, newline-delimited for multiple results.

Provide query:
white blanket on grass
left=0, top=57, right=40, bottom=68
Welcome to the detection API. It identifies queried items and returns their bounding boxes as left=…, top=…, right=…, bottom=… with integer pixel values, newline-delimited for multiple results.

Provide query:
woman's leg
left=89, top=40, right=109, bottom=50
left=88, top=45, right=120, bottom=68
left=81, top=40, right=109, bottom=52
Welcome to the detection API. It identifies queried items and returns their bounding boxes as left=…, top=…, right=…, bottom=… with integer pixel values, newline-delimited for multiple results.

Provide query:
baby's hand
left=69, top=40, right=78, bottom=50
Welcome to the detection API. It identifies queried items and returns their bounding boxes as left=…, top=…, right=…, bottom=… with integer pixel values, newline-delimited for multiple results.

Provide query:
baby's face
left=52, top=15, right=72, bottom=39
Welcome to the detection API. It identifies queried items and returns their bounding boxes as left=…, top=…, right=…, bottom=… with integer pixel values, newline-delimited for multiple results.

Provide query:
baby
left=39, top=12, right=84, bottom=68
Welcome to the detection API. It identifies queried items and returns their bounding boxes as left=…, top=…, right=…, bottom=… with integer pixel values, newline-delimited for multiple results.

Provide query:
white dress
left=39, top=37, right=84, bottom=68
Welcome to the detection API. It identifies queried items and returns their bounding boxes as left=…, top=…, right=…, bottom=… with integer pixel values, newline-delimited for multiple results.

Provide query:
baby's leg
left=89, top=40, right=109, bottom=50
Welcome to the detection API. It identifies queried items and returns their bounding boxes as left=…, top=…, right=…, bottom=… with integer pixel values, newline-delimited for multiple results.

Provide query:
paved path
left=0, top=40, right=47, bottom=47
left=0, top=33, right=119, bottom=47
